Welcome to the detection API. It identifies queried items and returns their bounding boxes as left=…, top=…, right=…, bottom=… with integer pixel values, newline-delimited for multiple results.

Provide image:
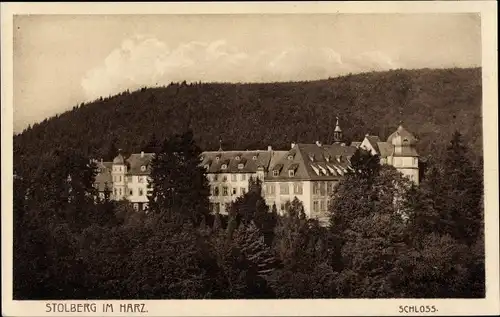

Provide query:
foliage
left=12, top=71, right=485, bottom=299
left=14, top=68, right=482, bottom=180
left=148, top=130, right=210, bottom=225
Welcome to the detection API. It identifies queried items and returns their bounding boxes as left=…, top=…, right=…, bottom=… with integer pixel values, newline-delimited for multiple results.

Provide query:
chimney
left=141, top=151, right=144, bottom=158
left=267, top=145, right=272, bottom=151
left=316, top=140, right=322, bottom=147
left=291, top=142, right=296, bottom=149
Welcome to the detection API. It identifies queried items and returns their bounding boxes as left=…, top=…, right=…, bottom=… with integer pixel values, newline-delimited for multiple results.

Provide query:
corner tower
left=112, top=150, right=127, bottom=200
left=386, top=124, right=419, bottom=184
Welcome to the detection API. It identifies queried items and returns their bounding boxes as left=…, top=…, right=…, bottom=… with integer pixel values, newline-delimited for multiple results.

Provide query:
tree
left=440, top=131, right=483, bottom=245
left=148, top=130, right=210, bottom=225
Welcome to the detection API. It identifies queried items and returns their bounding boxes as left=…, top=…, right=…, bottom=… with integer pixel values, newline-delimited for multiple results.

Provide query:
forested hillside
left=14, top=67, right=482, bottom=177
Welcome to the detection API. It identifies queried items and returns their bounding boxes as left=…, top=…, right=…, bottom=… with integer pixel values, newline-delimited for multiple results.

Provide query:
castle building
left=94, top=121, right=419, bottom=220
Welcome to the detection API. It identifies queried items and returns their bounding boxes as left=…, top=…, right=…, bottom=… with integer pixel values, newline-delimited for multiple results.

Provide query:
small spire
left=218, top=137, right=223, bottom=151
left=334, top=116, right=342, bottom=132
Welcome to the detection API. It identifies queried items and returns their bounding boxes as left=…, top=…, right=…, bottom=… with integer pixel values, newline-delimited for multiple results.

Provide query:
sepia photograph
left=2, top=1, right=499, bottom=316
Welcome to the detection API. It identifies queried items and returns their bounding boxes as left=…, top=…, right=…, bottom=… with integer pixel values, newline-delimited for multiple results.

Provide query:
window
left=319, top=182, right=326, bottom=195
left=133, top=203, right=139, bottom=211
left=293, top=183, right=303, bottom=195
left=413, top=157, right=418, bottom=165
left=119, top=176, right=122, bottom=182
left=141, top=165, right=146, bottom=171
left=288, top=170, right=295, bottom=177
left=213, top=174, right=219, bottom=181
left=313, top=182, right=320, bottom=195
left=139, top=188, right=144, bottom=196
left=313, top=201, right=319, bottom=214
left=231, top=174, right=237, bottom=182
left=215, top=156, right=220, bottom=162
left=119, top=188, right=122, bottom=196
left=222, top=175, right=227, bottom=182
left=235, top=156, right=240, bottom=161
left=266, top=184, right=276, bottom=196
left=114, top=188, right=117, bottom=196
left=240, top=174, right=246, bottom=181
left=288, top=155, right=294, bottom=160
left=240, top=187, right=246, bottom=195
left=232, top=188, right=237, bottom=195
left=280, top=183, right=289, bottom=195
left=214, top=186, right=220, bottom=196
left=273, top=170, right=279, bottom=177
left=320, top=200, right=326, bottom=211
left=238, top=163, right=244, bottom=169
left=138, top=176, right=144, bottom=183
left=143, top=203, right=148, bottom=211
left=129, top=189, right=133, bottom=196
left=222, top=186, right=228, bottom=196
left=252, top=155, right=257, bottom=160
left=221, top=164, right=227, bottom=170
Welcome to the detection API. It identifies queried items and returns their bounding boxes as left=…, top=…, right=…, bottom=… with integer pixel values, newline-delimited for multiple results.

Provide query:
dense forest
left=13, top=130, right=484, bottom=299
left=13, top=67, right=482, bottom=179
left=13, top=67, right=484, bottom=299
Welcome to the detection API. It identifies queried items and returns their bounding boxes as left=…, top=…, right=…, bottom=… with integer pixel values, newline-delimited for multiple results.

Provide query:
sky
left=13, top=13, right=481, bottom=133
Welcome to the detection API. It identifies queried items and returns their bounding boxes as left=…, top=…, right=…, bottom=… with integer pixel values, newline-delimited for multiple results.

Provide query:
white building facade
left=94, top=122, right=419, bottom=218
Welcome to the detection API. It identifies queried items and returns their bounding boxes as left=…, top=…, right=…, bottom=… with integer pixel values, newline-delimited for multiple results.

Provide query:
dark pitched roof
left=266, top=143, right=357, bottom=181
left=376, top=142, right=394, bottom=158
left=387, top=125, right=417, bottom=144
left=126, top=153, right=155, bottom=175
left=365, top=135, right=381, bottom=153
left=200, top=150, right=275, bottom=173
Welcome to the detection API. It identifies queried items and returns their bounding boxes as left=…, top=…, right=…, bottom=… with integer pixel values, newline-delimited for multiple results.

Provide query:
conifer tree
left=148, top=130, right=210, bottom=225
left=233, top=221, right=278, bottom=277
left=440, top=131, right=483, bottom=245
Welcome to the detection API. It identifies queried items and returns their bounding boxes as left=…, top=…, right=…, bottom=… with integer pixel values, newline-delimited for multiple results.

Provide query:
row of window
left=272, top=170, right=295, bottom=177
left=313, top=181, right=339, bottom=196
left=112, top=176, right=148, bottom=183
left=208, top=173, right=251, bottom=182
left=265, top=183, right=303, bottom=195
left=312, top=199, right=329, bottom=214
left=113, top=187, right=147, bottom=197
left=211, top=186, right=247, bottom=196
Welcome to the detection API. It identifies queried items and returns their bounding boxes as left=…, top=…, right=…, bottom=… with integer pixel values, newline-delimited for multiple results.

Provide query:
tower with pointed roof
left=386, top=124, right=419, bottom=184
left=333, top=116, right=343, bottom=144
left=112, top=149, right=127, bottom=200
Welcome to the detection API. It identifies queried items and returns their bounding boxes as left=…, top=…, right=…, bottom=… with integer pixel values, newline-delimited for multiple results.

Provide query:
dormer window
left=221, top=164, right=227, bottom=170
left=97, top=168, right=101, bottom=173
left=141, top=165, right=146, bottom=171
left=336, top=155, right=342, bottom=162
left=235, top=156, right=240, bottom=161
left=273, top=170, right=279, bottom=177
left=309, top=154, right=315, bottom=162
left=238, top=163, right=244, bottom=169
left=252, top=155, right=258, bottom=160
left=288, top=170, right=295, bottom=177
left=215, top=156, right=220, bottom=162
left=204, top=164, right=210, bottom=170
left=287, top=155, right=294, bottom=160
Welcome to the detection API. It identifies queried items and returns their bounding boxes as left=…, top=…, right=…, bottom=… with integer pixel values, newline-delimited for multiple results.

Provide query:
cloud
left=81, top=36, right=398, bottom=101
